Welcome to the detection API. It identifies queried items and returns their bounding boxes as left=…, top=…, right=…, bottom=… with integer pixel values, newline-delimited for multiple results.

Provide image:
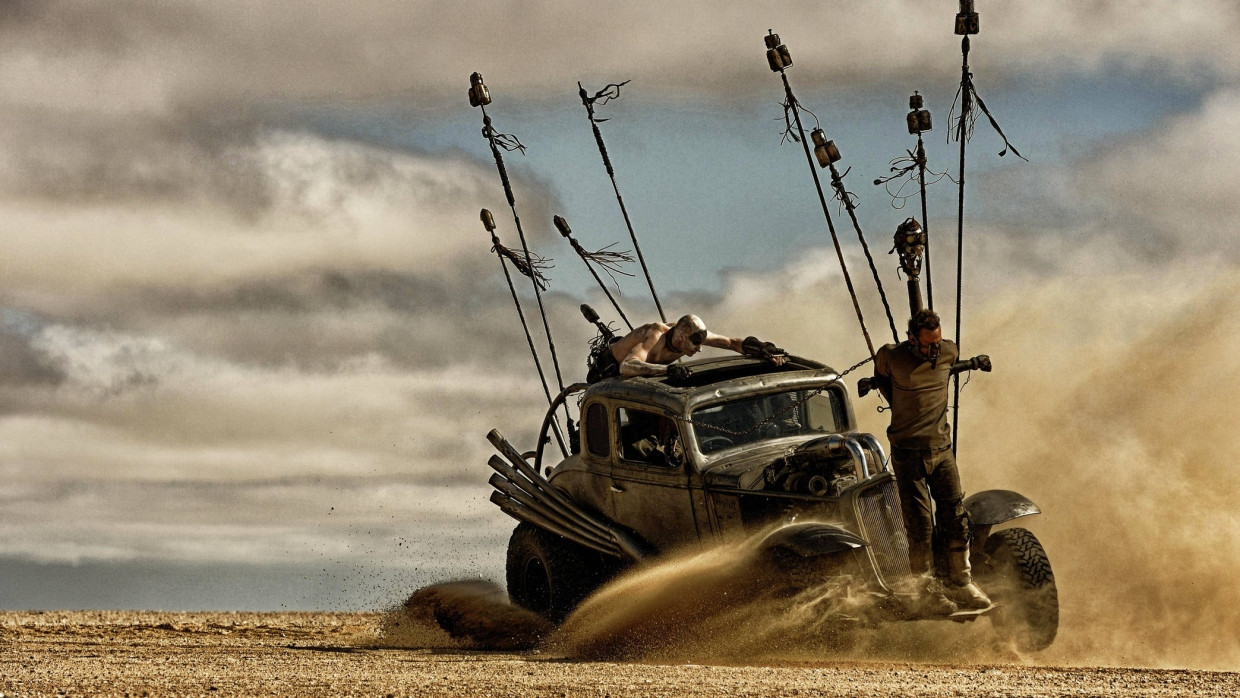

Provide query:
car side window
left=584, top=402, right=610, bottom=458
left=617, top=407, right=683, bottom=468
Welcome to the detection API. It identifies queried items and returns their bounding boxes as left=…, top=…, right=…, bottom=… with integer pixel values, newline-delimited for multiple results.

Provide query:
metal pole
left=553, top=215, right=633, bottom=331
left=758, top=35, right=877, bottom=357
left=778, top=70, right=876, bottom=358
left=469, top=73, right=572, bottom=441
left=952, top=35, right=971, bottom=455
left=481, top=210, right=568, bottom=457
left=579, top=82, right=667, bottom=322
left=916, top=134, right=934, bottom=311
left=825, top=160, right=900, bottom=343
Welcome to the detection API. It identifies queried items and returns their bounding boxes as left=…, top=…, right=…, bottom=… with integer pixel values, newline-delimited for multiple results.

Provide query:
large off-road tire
left=979, top=527, right=1059, bottom=652
left=505, top=523, right=618, bottom=623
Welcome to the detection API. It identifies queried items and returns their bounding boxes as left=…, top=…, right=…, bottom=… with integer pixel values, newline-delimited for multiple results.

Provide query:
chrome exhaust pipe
left=485, top=453, right=615, bottom=542
left=488, top=431, right=650, bottom=562
left=797, top=433, right=873, bottom=480
left=855, top=433, right=890, bottom=473
left=488, top=472, right=618, bottom=555
left=489, top=492, right=619, bottom=558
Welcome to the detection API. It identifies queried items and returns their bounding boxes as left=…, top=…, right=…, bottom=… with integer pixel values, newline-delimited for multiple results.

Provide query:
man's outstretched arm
left=950, top=354, right=992, bottom=375
left=704, top=332, right=788, bottom=365
left=620, top=356, right=672, bottom=376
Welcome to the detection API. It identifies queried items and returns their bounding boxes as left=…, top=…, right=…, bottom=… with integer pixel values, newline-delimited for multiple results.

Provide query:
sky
left=3, top=0, right=1240, bottom=667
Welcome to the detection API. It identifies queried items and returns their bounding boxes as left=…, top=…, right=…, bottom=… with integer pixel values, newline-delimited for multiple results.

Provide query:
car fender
left=964, top=489, right=1040, bottom=526
left=760, top=522, right=869, bottom=558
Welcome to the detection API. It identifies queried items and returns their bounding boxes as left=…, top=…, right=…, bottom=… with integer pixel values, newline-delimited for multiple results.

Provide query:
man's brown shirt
left=873, top=339, right=959, bottom=449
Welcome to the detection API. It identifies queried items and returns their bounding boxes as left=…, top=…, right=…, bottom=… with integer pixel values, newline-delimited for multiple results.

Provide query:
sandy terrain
left=3, top=610, right=1238, bottom=697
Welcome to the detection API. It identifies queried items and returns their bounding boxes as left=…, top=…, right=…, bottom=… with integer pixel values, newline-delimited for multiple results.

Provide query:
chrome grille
left=855, top=476, right=912, bottom=586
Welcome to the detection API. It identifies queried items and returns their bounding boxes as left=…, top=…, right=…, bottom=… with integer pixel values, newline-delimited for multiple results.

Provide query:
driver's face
left=674, top=329, right=705, bottom=355
left=910, top=327, right=942, bottom=360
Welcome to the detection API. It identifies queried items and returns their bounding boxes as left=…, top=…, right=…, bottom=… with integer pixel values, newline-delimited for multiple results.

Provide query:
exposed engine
left=761, top=432, right=887, bottom=497
left=762, top=450, right=857, bottom=497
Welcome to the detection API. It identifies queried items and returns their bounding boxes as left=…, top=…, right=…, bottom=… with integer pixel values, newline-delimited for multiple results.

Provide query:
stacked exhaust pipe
left=486, top=429, right=648, bottom=562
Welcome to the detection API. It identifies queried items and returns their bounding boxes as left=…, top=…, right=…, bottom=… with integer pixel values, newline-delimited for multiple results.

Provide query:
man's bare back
left=588, top=314, right=787, bottom=380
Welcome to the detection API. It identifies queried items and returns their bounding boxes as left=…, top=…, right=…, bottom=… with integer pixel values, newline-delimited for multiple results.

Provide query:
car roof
left=581, top=354, right=841, bottom=414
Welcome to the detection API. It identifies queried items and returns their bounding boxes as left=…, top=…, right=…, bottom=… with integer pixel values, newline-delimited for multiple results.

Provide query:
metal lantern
left=469, top=72, right=491, bottom=107
left=955, top=0, right=979, bottom=35
left=811, top=128, right=841, bottom=168
left=906, top=93, right=933, bottom=134
left=765, top=31, right=792, bottom=72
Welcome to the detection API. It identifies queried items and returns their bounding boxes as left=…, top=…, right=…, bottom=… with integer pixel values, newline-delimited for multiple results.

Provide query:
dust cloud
left=959, top=264, right=1240, bottom=671
left=547, top=532, right=1013, bottom=665
left=387, top=264, right=1240, bottom=670
left=377, top=580, right=550, bottom=651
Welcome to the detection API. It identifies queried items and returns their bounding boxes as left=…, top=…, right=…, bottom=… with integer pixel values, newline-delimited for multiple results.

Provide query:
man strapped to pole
left=587, top=314, right=787, bottom=383
left=859, top=308, right=994, bottom=614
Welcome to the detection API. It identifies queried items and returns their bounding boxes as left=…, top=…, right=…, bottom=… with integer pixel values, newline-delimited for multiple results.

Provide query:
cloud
left=1077, top=88, right=1240, bottom=258
left=0, top=132, right=553, bottom=299
left=3, top=1, right=1237, bottom=114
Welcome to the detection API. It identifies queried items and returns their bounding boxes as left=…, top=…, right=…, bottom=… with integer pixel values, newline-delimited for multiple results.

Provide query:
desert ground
left=3, top=609, right=1238, bottom=698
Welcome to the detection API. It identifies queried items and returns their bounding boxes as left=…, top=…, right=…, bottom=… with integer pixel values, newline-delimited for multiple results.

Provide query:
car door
left=608, top=405, right=700, bottom=551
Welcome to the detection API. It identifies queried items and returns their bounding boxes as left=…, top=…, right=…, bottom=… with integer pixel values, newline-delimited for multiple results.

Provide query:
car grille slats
left=855, top=476, right=911, bottom=586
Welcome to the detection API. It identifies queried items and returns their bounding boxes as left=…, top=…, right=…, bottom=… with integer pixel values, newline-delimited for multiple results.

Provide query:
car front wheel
left=979, top=527, right=1059, bottom=651
left=505, top=523, right=617, bottom=623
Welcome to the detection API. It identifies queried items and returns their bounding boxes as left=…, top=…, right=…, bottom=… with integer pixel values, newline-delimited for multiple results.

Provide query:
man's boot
left=913, top=574, right=958, bottom=616
left=944, top=548, right=992, bottom=610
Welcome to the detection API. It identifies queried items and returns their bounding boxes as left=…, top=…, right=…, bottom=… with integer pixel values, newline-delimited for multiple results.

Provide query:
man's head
left=906, top=309, right=942, bottom=364
left=671, top=314, right=708, bottom=355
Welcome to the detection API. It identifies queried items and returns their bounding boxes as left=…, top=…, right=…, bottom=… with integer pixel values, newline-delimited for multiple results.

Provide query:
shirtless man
left=586, top=314, right=787, bottom=383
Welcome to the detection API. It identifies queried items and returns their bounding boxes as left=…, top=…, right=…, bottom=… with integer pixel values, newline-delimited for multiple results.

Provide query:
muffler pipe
left=489, top=472, right=618, bottom=555
left=489, top=492, right=619, bottom=558
left=488, top=430, right=615, bottom=539
left=855, top=433, right=890, bottom=472
left=485, top=450, right=615, bottom=541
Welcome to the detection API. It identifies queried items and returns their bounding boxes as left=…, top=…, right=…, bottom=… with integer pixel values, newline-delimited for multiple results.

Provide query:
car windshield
left=690, top=387, right=846, bottom=455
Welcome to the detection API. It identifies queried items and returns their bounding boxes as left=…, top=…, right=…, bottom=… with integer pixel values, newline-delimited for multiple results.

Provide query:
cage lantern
left=907, top=93, right=933, bottom=134
left=765, top=31, right=792, bottom=72
left=955, top=0, right=979, bottom=35
left=469, top=72, right=491, bottom=107
left=811, top=129, right=841, bottom=168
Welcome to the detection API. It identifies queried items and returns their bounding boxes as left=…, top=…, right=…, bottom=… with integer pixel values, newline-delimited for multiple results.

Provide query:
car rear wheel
left=979, top=527, right=1059, bottom=651
left=505, top=523, right=618, bottom=623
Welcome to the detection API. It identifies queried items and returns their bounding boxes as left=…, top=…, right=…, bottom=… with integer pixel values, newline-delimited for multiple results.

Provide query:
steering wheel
left=699, top=435, right=735, bottom=451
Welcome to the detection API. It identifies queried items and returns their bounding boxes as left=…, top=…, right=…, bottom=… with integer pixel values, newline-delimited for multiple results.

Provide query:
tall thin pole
left=952, top=35, right=971, bottom=455
left=553, top=215, right=634, bottom=331
left=948, top=1, right=1024, bottom=454
left=766, top=32, right=875, bottom=358
left=825, top=159, right=900, bottom=343
left=482, top=210, right=568, bottom=457
left=916, top=131, right=934, bottom=311
left=579, top=82, right=667, bottom=322
left=875, top=91, right=937, bottom=312
left=470, top=72, right=572, bottom=442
